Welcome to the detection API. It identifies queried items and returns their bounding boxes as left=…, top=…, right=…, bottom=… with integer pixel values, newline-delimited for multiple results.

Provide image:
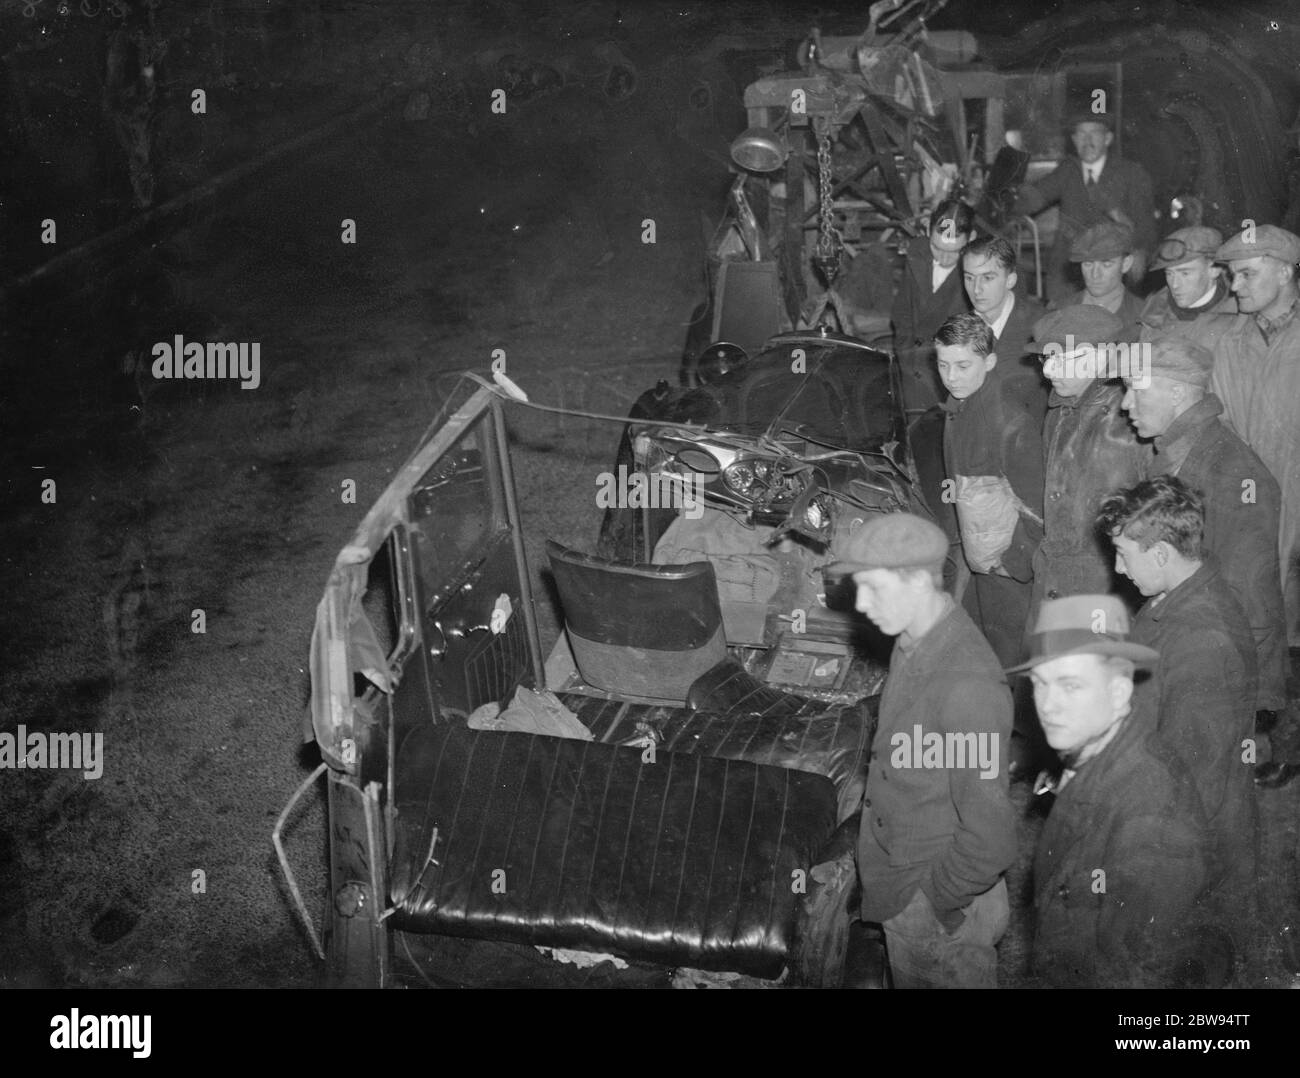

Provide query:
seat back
left=546, top=540, right=725, bottom=702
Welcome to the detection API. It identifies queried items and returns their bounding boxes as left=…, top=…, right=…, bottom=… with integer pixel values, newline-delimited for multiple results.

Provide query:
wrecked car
left=276, top=345, right=941, bottom=987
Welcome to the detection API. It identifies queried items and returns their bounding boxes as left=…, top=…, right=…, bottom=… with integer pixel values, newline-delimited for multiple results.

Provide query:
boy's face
left=852, top=568, right=925, bottom=637
left=937, top=342, right=997, bottom=400
left=1111, top=532, right=1166, bottom=596
left=929, top=218, right=969, bottom=269
left=963, top=252, right=1016, bottom=317
left=1081, top=255, right=1131, bottom=297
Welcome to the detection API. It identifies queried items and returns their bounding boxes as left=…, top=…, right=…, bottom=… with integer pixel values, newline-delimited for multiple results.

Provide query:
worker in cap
left=1120, top=335, right=1290, bottom=726
left=1138, top=225, right=1236, bottom=348
left=1211, top=221, right=1300, bottom=787
left=1050, top=220, right=1144, bottom=341
left=1026, top=302, right=1149, bottom=629
left=829, top=511, right=1016, bottom=988
left=1014, top=594, right=1224, bottom=988
left=1013, top=107, right=1156, bottom=303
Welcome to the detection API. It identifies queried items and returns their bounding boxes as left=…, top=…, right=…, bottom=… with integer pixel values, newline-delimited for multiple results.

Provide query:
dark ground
left=1, top=0, right=1298, bottom=990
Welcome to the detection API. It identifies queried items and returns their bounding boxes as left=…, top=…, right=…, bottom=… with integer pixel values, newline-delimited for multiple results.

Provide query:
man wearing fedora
left=1011, top=595, right=1218, bottom=987
left=1029, top=304, right=1150, bottom=611
left=1048, top=220, right=1145, bottom=342
left=1138, top=225, right=1237, bottom=350
left=1097, top=476, right=1259, bottom=961
left=829, top=512, right=1016, bottom=988
left=1119, top=336, right=1290, bottom=773
left=1014, top=113, right=1156, bottom=304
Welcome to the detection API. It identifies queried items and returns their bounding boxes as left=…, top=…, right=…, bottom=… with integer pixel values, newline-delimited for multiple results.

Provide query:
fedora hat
left=1006, top=594, right=1158, bottom=674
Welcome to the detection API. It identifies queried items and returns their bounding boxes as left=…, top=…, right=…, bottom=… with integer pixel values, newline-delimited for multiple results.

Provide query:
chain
left=813, top=116, right=842, bottom=286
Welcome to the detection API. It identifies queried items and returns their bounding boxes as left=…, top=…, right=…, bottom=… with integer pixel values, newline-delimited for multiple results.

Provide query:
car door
left=306, top=381, right=543, bottom=986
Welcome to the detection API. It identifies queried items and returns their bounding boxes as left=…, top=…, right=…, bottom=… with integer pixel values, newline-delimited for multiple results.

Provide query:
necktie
left=1085, top=169, right=1096, bottom=188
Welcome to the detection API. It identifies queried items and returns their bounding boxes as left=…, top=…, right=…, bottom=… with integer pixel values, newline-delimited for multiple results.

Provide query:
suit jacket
left=1130, top=560, right=1259, bottom=936
left=858, top=597, right=1016, bottom=926
left=891, top=236, right=970, bottom=350
left=1016, top=154, right=1157, bottom=257
left=1033, top=705, right=1211, bottom=988
left=1152, top=395, right=1288, bottom=710
left=990, top=292, right=1046, bottom=380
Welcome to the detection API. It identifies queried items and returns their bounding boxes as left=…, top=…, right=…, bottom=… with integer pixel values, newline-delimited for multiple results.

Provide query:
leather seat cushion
left=559, top=668, right=876, bottom=823
left=389, top=723, right=838, bottom=977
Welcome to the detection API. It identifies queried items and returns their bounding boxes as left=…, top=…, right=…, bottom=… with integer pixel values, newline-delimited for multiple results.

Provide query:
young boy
left=935, top=312, right=1045, bottom=669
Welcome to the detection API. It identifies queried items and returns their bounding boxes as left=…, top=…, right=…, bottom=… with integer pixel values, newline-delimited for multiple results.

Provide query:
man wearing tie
left=1015, top=113, right=1156, bottom=304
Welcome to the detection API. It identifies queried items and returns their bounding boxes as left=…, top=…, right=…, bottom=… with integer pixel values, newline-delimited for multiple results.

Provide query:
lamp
left=730, top=126, right=787, bottom=173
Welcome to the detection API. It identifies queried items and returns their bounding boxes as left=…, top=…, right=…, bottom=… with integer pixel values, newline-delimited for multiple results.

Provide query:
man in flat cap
left=1097, top=476, right=1259, bottom=966
left=1049, top=220, right=1145, bottom=342
left=1139, top=225, right=1237, bottom=349
left=1014, top=112, right=1156, bottom=304
left=1213, top=224, right=1300, bottom=679
left=829, top=511, right=1016, bottom=988
left=1119, top=336, right=1289, bottom=739
left=891, top=199, right=975, bottom=416
left=1029, top=305, right=1150, bottom=613
left=1012, top=594, right=1221, bottom=987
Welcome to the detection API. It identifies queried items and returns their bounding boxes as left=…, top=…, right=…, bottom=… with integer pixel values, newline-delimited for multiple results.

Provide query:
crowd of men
left=837, top=111, right=1300, bottom=988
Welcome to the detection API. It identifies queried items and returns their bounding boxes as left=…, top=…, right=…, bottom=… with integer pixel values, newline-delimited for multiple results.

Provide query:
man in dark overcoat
left=1011, top=595, right=1222, bottom=987
left=1097, top=475, right=1260, bottom=965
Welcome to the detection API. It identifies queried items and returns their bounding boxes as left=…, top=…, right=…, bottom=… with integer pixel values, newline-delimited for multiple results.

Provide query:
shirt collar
left=1154, top=393, right=1222, bottom=454
left=1256, top=295, right=1300, bottom=343
left=896, top=593, right=956, bottom=656
left=1082, top=156, right=1107, bottom=182
left=985, top=292, right=1015, bottom=339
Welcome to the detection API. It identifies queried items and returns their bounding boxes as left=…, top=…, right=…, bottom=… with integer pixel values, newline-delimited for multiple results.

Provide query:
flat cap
left=824, top=512, right=948, bottom=576
left=1069, top=220, right=1134, bottom=261
left=1151, top=226, right=1223, bottom=269
left=1029, top=304, right=1125, bottom=353
left=1216, top=224, right=1300, bottom=265
left=1143, top=336, right=1215, bottom=387
left=1006, top=594, right=1158, bottom=673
